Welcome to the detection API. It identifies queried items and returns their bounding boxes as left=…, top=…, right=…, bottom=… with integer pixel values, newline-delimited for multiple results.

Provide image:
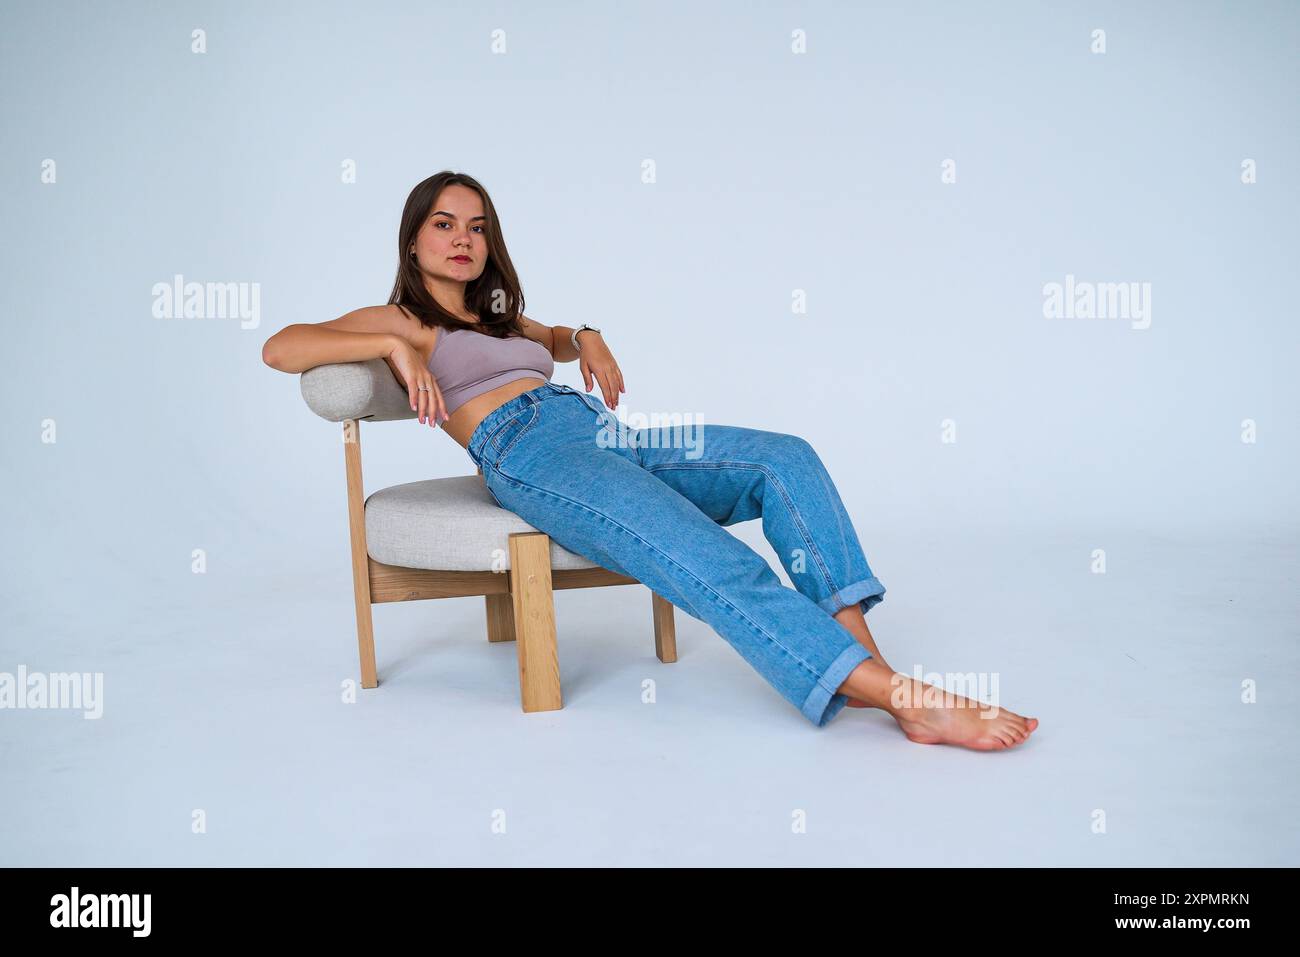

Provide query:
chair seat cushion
left=364, top=474, right=602, bottom=571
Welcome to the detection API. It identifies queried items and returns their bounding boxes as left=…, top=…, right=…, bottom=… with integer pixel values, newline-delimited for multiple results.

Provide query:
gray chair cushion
left=364, top=474, right=602, bottom=571
left=301, top=359, right=417, bottom=423
left=301, top=361, right=598, bottom=571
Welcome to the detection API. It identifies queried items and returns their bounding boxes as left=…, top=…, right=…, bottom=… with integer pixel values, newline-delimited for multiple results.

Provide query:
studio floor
left=3, top=523, right=1296, bottom=867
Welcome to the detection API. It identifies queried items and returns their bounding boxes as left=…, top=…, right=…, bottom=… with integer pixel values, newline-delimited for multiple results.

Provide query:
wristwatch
left=571, top=323, right=601, bottom=353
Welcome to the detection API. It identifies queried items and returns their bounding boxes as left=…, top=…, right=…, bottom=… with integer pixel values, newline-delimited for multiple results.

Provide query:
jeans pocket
left=488, top=402, right=540, bottom=470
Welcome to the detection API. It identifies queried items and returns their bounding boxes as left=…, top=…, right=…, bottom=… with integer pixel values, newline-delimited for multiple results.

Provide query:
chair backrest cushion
left=300, top=359, right=418, bottom=423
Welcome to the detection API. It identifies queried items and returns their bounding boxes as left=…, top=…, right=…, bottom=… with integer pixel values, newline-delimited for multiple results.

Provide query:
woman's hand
left=384, top=338, right=448, bottom=427
left=578, top=333, right=625, bottom=410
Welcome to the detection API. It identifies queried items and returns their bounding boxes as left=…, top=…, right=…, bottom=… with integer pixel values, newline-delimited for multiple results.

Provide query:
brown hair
left=386, top=170, right=526, bottom=339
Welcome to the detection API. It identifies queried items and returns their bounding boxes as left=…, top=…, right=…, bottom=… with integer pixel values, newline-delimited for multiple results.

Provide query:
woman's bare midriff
left=440, top=376, right=550, bottom=462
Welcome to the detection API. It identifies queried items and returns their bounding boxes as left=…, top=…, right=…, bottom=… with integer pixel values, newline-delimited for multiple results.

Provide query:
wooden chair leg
left=343, top=418, right=378, bottom=689
left=652, top=592, right=677, bottom=663
left=508, top=532, right=562, bottom=713
left=353, top=586, right=378, bottom=689
left=485, top=593, right=516, bottom=642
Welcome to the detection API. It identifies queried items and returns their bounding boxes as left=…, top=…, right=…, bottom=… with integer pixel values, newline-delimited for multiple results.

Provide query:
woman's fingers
left=427, top=375, right=446, bottom=424
left=425, top=379, right=438, bottom=427
left=583, top=359, right=624, bottom=407
left=419, top=375, right=433, bottom=426
left=432, top=381, right=449, bottom=424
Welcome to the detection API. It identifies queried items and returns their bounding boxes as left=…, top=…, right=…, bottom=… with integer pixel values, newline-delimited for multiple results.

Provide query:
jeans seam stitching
left=492, top=468, right=832, bottom=682
left=815, top=645, right=870, bottom=702
left=823, top=578, right=884, bottom=613
left=490, top=403, right=540, bottom=461
left=643, top=460, right=840, bottom=600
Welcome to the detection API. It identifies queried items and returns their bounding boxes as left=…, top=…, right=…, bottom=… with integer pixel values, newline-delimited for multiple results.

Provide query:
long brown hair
left=386, top=171, right=526, bottom=339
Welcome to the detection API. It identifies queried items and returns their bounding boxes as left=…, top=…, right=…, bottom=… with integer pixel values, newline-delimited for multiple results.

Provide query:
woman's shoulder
left=312, top=303, right=427, bottom=349
left=377, top=303, right=446, bottom=352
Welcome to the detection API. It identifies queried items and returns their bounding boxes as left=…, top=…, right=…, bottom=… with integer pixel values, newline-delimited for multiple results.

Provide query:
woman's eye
left=433, top=221, right=485, bottom=233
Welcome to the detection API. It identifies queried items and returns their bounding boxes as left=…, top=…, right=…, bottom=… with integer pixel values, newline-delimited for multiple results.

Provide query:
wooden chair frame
left=342, top=418, right=677, bottom=712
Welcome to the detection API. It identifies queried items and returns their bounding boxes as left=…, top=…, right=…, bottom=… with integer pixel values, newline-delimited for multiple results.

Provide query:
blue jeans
left=466, top=381, right=887, bottom=727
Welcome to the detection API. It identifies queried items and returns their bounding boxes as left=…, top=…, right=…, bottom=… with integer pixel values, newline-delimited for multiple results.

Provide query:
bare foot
left=890, top=675, right=1037, bottom=750
left=837, top=661, right=1039, bottom=750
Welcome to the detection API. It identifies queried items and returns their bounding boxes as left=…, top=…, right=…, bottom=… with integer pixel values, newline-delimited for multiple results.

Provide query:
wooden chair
left=298, top=359, right=677, bottom=712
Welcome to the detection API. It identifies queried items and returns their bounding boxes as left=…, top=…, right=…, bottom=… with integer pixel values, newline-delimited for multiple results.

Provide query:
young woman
left=263, top=171, right=1038, bottom=750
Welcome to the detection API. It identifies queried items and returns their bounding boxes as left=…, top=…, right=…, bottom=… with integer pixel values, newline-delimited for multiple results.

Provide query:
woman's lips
left=450, top=256, right=471, bottom=263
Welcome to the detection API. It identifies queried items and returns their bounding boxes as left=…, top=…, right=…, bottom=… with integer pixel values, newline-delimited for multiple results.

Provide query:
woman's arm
left=261, top=305, right=410, bottom=373
left=517, top=313, right=590, bottom=363
left=262, top=304, right=448, bottom=424
left=517, top=314, right=559, bottom=359
left=518, top=314, right=622, bottom=408
left=550, top=324, right=586, bottom=363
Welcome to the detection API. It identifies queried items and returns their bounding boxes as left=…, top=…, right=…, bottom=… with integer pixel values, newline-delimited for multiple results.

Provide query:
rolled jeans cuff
left=801, top=641, right=872, bottom=728
left=817, top=576, right=887, bottom=617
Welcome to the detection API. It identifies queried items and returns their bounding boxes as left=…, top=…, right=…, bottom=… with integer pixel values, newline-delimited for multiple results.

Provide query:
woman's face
left=409, top=184, right=488, bottom=284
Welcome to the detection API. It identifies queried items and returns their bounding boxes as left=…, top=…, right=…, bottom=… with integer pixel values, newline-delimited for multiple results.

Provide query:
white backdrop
left=2, top=0, right=1297, bottom=867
